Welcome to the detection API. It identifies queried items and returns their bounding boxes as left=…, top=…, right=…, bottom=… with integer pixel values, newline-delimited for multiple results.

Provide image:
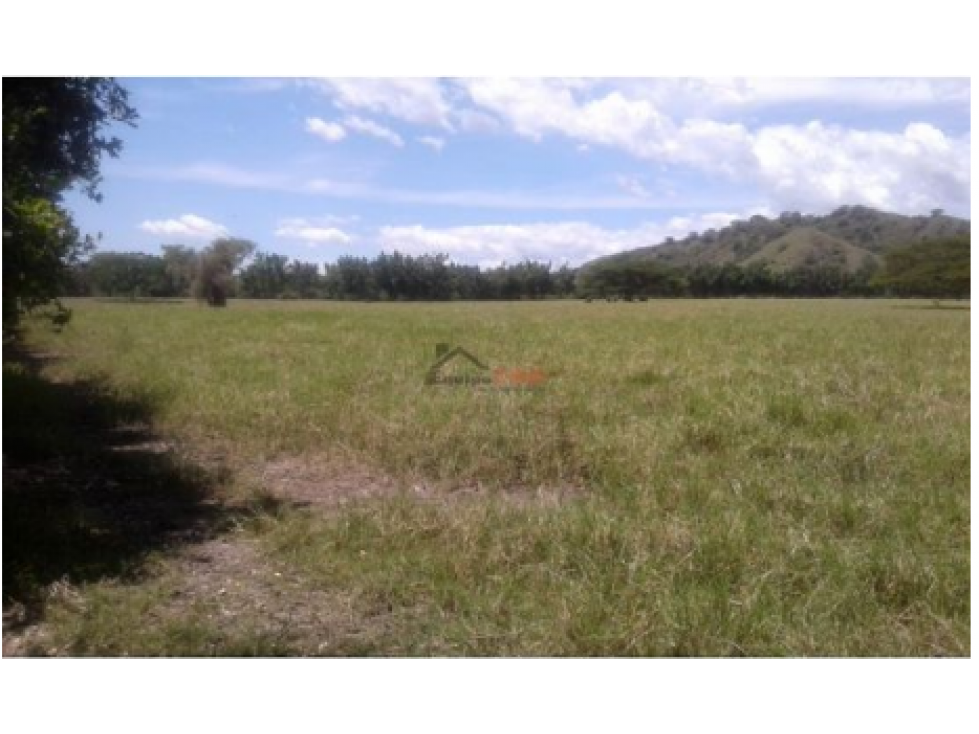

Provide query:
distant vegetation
left=575, top=259, right=880, bottom=300
left=67, top=239, right=256, bottom=304
left=321, top=253, right=576, bottom=300
left=577, top=206, right=969, bottom=300
left=66, top=206, right=970, bottom=302
left=592, top=205, right=969, bottom=271
left=68, top=249, right=578, bottom=302
left=872, top=237, right=970, bottom=299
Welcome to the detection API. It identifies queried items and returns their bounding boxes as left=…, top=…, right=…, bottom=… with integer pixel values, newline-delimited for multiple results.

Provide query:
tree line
left=67, top=239, right=256, bottom=305
left=323, top=253, right=576, bottom=300
left=576, top=261, right=881, bottom=299
left=67, top=245, right=578, bottom=302
left=66, top=235, right=969, bottom=303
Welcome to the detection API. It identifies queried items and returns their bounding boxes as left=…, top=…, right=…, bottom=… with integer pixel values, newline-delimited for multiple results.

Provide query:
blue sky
left=66, top=77, right=971, bottom=268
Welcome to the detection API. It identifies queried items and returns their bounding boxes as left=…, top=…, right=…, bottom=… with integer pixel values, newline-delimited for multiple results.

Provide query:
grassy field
left=4, top=298, right=970, bottom=655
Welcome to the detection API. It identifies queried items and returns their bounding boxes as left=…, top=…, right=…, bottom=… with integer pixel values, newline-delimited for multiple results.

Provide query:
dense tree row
left=67, top=236, right=969, bottom=303
left=323, top=253, right=575, bottom=300
left=66, top=247, right=578, bottom=302
left=576, top=261, right=881, bottom=299
left=68, top=238, right=256, bottom=304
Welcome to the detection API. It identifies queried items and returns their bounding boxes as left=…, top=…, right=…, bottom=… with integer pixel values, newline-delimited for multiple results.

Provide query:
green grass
left=35, top=577, right=294, bottom=657
left=10, top=297, right=970, bottom=655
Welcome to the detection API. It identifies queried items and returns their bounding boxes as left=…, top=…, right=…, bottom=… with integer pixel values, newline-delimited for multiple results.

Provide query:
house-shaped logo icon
left=425, top=343, right=546, bottom=388
left=425, top=343, right=491, bottom=385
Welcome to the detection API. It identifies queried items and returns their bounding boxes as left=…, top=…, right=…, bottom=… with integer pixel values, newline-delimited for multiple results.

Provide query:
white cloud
left=312, top=78, right=452, bottom=128
left=292, top=75, right=971, bottom=134
left=455, top=78, right=971, bottom=214
left=139, top=214, right=229, bottom=240
left=305, top=117, right=346, bottom=143
left=343, top=115, right=404, bottom=147
left=586, top=78, right=971, bottom=117
left=275, top=217, right=352, bottom=246
left=306, top=113, right=409, bottom=148
left=714, top=77, right=970, bottom=112
left=377, top=212, right=750, bottom=268
left=134, top=79, right=970, bottom=219
left=418, top=135, right=446, bottom=152
left=459, top=78, right=583, bottom=141
left=127, top=113, right=971, bottom=216
left=749, top=121, right=971, bottom=212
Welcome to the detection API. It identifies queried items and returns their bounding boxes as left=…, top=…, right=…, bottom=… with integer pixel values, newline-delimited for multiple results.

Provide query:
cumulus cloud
left=343, top=116, right=404, bottom=147
left=305, top=117, right=346, bottom=143
left=377, top=212, right=749, bottom=268
left=454, top=78, right=971, bottom=214
left=418, top=135, right=446, bottom=152
left=275, top=217, right=352, bottom=246
left=311, top=78, right=452, bottom=128
left=278, top=78, right=973, bottom=216
left=300, top=75, right=971, bottom=132
left=749, top=121, right=970, bottom=212
left=139, top=214, right=229, bottom=240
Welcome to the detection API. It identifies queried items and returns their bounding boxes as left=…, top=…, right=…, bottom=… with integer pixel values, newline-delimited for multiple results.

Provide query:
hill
left=741, top=227, right=877, bottom=273
left=584, top=206, right=970, bottom=275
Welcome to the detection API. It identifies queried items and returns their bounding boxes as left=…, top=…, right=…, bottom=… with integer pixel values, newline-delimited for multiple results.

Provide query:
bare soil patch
left=245, top=452, right=582, bottom=510
left=249, top=455, right=405, bottom=508
left=155, top=534, right=392, bottom=654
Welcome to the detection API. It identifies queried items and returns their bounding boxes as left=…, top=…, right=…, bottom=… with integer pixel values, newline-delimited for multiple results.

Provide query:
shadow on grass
left=2, top=347, right=263, bottom=629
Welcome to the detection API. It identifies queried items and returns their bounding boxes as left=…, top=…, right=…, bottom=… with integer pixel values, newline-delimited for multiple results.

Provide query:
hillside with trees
left=872, top=236, right=970, bottom=299
left=577, top=206, right=969, bottom=299
left=587, top=206, right=969, bottom=273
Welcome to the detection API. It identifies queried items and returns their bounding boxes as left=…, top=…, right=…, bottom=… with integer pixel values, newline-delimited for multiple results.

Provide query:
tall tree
left=192, top=238, right=256, bottom=306
left=3, top=77, right=137, bottom=332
